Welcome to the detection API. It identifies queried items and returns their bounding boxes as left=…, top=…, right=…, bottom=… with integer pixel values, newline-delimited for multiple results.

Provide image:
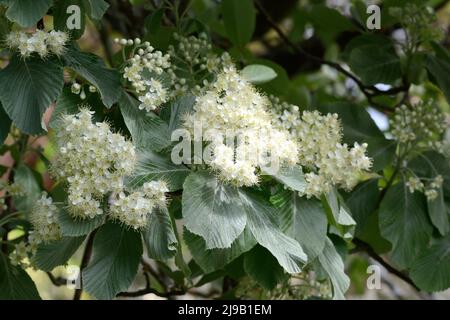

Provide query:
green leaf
left=119, top=92, right=171, bottom=152
left=262, top=165, right=306, bottom=193
left=126, top=149, right=190, bottom=192
left=289, top=195, right=328, bottom=260
left=316, top=237, right=350, bottom=300
left=82, top=223, right=143, bottom=300
left=62, top=46, right=121, bottom=108
left=58, top=209, right=105, bottom=237
left=427, top=186, right=449, bottom=236
left=5, top=0, right=52, bottom=28
left=241, top=64, right=277, bottom=85
left=50, top=87, right=105, bottom=129
left=240, top=190, right=307, bottom=273
left=425, top=53, right=450, bottom=103
left=162, top=95, right=196, bottom=134
left=322, top=189, right=355, bottom=240
left=0, top=252, right=41, bottom=300
left=53, top=0, right=86, bottom=39
left=343, top=179, right=380, bottom=235
left=184, top=227, right=256, bottom=273
left=0, top=55, right=64, bottom=134
left=348, top=42, right=402, bottom=86
left=33, top=236, right=85, bottom=271
left=410, top=235, right=450, bottom=292
left=84, top=0, right=109, bottom=20
left=13, top=165, right=41, bottom=215
left=244, top=245, right=287, bottom=290
left=0, top=102, right=11, bottom=143
left=308, top=5, right=354, bottom=43
left=143, top=207, right=178, bottom=261
left=221, top=0, right=256, bottom=47
left=318, top=102, right=395, bottom=171
left=182, top=171, right=247, bottom=249
left=379, top=182, right=433, bottom=268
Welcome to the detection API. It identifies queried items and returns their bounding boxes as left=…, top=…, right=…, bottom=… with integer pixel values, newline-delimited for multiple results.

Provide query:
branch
left=73, top=230, right=97, bottom=300
left=254, top=0, right=408, bottom=112
left=46, top=272, right=67, bottom=287
left=352, top=238, right=420, bottom=291
left=118, top=287, right=186, bottom=298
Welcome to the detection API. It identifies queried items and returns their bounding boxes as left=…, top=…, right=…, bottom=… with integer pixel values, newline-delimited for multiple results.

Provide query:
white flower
left=5, top=30, right=68, bottom=58
left=30, top=192, right=61, bottom=243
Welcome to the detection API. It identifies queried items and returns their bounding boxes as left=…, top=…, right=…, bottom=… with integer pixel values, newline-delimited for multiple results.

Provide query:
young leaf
left=143, top=207, right=178, bottom=261
left=322, top=189, right=356, bottom=240
left=425, top=54, right=450, bottom=103
left=182, top=171, right=247, bottom=249
left=379, top=182, right=433, bottom=269
left=241, top=65, right=277, bottom=85
left=0, top=252, right=41, bottom=300
left=33, top=236, right=86, bottom=272
left=0, top=55, right=64, bottom=134
left=82, top=223, right=143, bottom=300
left=262, top=165, right=306, bottom=193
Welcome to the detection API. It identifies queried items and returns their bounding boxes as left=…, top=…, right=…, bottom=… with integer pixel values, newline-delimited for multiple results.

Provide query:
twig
left=353, top=238, right=420, bottom=291
left=73, top=230, right=97, bottom=300
left=254, top=0, right=408, bottom=112
left=46, top=272, right=67, bottom=287
left=118, top=287, right=186, bottom=298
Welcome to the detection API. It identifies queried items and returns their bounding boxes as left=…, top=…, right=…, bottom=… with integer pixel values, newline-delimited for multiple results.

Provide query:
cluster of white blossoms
left=184, top=66, right=299, bottom=187
left=6, top=30, right=68, bottom=58
left=406, top=175, right=443, bottom=201
left=118, top=38, right=171, bottom=112
left=110, top=181, right=168, bottom=229
left=53, top=109, right=137, bottom=219
left=271, top=99, right=372, bottom=198
left=9, top=233, right=42, bottom=267
left=119, top=34, right=232, bottom=112
left=390, top=101, right=447, bottom=153
left=30, top=192, right=61, bottom=243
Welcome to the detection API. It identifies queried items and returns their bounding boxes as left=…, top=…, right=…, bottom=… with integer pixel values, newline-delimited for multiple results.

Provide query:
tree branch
left=254, top=0, right=408, bottom=112
left=352, top=238, right=420, bottom=291
left=46, top=272, right=67, bottom=287
left=73, top=230, right=97, bottom=300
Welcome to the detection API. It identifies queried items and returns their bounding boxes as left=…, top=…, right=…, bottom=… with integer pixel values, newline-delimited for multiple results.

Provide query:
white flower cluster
left=184, top=66, right=298, bottom=187
left=30, top=192, right=61, bottom=243
left=406, top=175, right=443, bottom=201
left=118, top=38, right=171, bottom=112
left=53, top=109, right=137, bottom=219
left=6, top=30, right=68, bottom=58
left=110, top=181, right=168, bottom=229
left=390, top=101, right=447, bottom=152
left=272, top=100, right=372, bottom=198
left=9, top=233, right=41, bottom=267
left=119, top=34, right=232, bottom=112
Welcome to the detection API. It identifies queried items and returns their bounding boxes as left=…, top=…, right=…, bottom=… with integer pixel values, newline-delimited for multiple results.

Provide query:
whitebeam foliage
left=1, top=0, right=450, bottom=301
